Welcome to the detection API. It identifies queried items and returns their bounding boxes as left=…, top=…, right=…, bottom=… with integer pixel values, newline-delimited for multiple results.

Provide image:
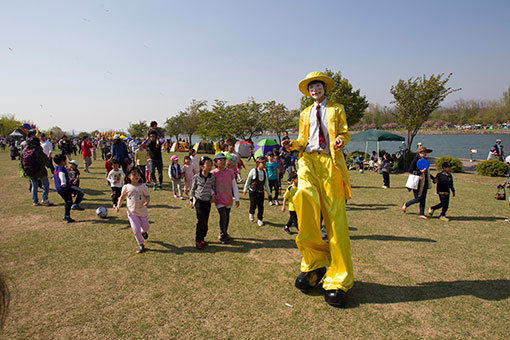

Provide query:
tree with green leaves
left=47, top=126, right=66, bottom=139
left=229, top=99, right=264, bottom=140
left=197, top=100, right=234, bottom=141
left=300, top=68, right=369, bottom=126
left=0, top=114, right=21, bottom=136
left=128, top=121, right=149, bottom=138
left=165, top=115, right=182, bottom=141
left=260, top=101, right=299, bottom=143
left=390, top=73, right=460, bottom=152
left=179, top=99, right=207, bottom=144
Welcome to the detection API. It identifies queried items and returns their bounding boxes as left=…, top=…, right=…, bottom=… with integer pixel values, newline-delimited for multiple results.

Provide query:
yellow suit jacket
left=289, top=101, right=352, bottom=200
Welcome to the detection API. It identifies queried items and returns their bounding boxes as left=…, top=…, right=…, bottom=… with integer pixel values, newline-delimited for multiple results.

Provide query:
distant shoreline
left=350, top=129, right=510, bottom=135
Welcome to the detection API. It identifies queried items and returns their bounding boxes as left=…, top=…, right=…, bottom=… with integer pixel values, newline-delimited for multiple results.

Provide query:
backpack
left=22, top=148, right=40, bottom=177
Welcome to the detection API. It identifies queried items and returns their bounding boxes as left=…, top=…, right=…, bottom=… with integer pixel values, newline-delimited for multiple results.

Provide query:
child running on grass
left=190, top=156, right=216, bottom=249
left=53, top=154, right=85, bottom=223
left=211, top=153, right=240, bottom=244
left=281, top=172, right=299, bottom=234
left=429, top=162, right=455, bottom=221
left=243, top=156, right=272, bottom=226
left=115, top=167, right=151, bottom=253
left=169, top=155, right=184, bottom=199
left=107, top=159, right=124, bottom=208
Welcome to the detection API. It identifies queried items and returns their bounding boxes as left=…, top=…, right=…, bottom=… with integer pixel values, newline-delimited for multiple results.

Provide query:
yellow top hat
left=298, top=71, right=335, bottom=97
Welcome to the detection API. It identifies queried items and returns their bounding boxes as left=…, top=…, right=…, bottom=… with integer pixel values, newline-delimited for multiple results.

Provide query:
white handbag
left=405, top=174, right=420, bottom=190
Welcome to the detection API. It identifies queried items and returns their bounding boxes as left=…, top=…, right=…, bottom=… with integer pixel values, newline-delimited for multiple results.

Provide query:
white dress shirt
left=305, top=98, right=330, bottom=154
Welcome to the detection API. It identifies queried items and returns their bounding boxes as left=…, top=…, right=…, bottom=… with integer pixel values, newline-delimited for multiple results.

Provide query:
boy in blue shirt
left=53, top=154, right=85, bottom=223
left=265, top=152, right=280, bottom=205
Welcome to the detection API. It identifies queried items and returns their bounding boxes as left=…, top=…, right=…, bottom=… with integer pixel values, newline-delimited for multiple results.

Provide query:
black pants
left=268, top=179, right=279, bottom=201
left=217, top=206, right=231, bottom=235
left=286, top=210, right=298, bottom=230
left=405, top=189, right=428, bottom=216
left=112, top=187, right=122, bottom=206
left=382, top=172, right=390, bottom=187
left=101, top=148, right=110, bottom=160
left=249, top=191, right=264, bottom=220
left=195, top=199, right=211, bottom=242
left=150, top=159, right=163, bottom=186
left=59, top=187, right=84, bottom=217
left=431, top=194, right=450, bottom=216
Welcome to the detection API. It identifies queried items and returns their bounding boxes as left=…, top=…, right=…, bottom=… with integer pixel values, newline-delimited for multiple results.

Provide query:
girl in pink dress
left=183, top=156, right=197, bottom=197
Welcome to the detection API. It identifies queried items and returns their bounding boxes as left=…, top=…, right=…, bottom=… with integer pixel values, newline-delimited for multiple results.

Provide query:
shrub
left=476, top=159, right=508, bottom=177
left=435, top=156, right=463, bottom=173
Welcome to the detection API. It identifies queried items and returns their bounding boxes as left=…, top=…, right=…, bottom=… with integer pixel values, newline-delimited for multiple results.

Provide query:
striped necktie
left=316, top=104, right=327, bottom=149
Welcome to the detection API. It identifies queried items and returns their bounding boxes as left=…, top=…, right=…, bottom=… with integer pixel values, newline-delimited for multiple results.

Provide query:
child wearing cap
left=266, top=152, right=280, bottom=205
left=169, top=155, right=184, bottom=199
left=429, top=162, right=455, bottom=221
left=281, top=172, right=299, bottom=234
left=243, top=156, right=272, bottom=226
left=211, top=153, right=240, bottom=243
left=67, top=160, right=81, bottom=189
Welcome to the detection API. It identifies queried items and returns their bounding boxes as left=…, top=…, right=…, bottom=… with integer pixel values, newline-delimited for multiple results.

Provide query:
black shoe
left=137, top=244, right=146, bottom=253
left=295, top=267, right=327, bottom=293
left=142, top=232, right=148, bottom=240
left=219, top=233, right=230, bottom=244
left=324, top=289, right=347, bottom=307
left=63, top=216, right=75, bottom=223
left=283, top=226, right=291, bottom=235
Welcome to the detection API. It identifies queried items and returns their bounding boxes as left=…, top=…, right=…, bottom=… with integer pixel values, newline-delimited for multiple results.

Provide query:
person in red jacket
left=81, top=135, right=93, bottom=173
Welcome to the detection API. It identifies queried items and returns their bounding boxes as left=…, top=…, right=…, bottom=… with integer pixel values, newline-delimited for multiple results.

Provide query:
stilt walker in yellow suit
left=281, top=71, right=353, bottom=307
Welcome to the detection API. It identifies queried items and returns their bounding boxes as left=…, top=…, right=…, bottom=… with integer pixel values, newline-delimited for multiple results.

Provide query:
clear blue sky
left=1, top=0, right=509, bottom=132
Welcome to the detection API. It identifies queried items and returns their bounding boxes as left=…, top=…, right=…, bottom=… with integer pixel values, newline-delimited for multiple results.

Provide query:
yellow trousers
left=294, top=152, right=353, bottom=291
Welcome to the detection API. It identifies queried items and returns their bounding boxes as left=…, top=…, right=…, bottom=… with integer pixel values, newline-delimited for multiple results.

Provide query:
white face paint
left=308, top=82, right=325, bottom=102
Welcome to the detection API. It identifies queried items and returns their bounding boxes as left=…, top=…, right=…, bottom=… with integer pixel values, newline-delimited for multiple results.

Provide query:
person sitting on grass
left=429, top=162, right=455, bottom=221
left=281, top=172, right=299, bottom=234
left=115, top=167, right=151, bottom=254
left=53, top=154, right=85, bottom=223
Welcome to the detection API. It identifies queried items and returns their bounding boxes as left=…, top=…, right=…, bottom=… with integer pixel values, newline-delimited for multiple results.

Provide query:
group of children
left=47, top=144, right=456, bottom=254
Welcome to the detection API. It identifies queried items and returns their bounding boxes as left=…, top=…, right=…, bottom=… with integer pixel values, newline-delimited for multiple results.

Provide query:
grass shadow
left=149, top=204, right=182, bottom=209
left=83, top=188, right=109, bottom=196
left=350, top=234, right=436, bottom=243
left=447, top=216, right=506, bottom=222
left=148, top=237, right=297, bottom=254
left=345, top=279, right=510, bottom=307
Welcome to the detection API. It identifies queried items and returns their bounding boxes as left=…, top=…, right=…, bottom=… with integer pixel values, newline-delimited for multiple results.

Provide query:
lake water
left=189, top=133, right=509, bottom=160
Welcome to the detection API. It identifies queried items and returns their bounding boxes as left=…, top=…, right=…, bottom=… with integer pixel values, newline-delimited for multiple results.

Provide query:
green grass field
left=0, top=151, right=508, bottom=339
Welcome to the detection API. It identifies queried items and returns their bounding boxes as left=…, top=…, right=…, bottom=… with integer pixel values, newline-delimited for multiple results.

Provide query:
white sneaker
left=249, top=214, right=255, bottom=222
left=257, top=220, right=264, bottom=226
left=42, top=200, right=54, bottom=206
left=269, top=201, right=274, bottom=206
left=274, top=200, right=279, bottom=206
left=382, top=186, right=388, bottom=189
